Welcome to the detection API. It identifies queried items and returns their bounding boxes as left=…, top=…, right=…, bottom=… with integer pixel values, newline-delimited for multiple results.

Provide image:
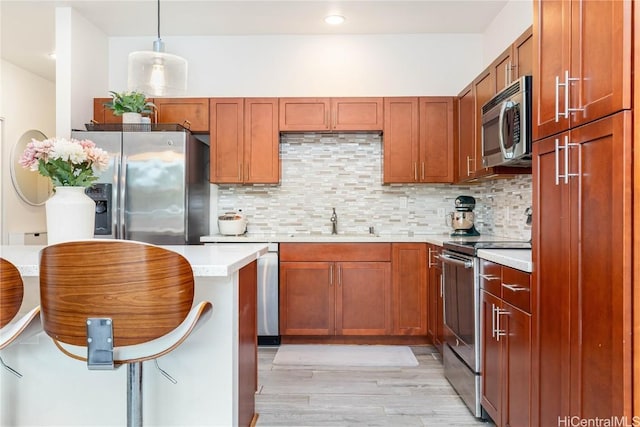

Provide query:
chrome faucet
left=330, top=208, right=338, bottom=235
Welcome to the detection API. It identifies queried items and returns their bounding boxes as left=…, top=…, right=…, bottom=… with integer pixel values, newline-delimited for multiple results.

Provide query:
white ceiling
left=1, top=0, right=509, bottom=82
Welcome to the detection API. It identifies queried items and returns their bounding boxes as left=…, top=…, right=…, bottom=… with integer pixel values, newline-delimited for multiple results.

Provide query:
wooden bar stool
left=0, top=258, right=41, bottom=377
left=39, top=240, right=213, bottom=427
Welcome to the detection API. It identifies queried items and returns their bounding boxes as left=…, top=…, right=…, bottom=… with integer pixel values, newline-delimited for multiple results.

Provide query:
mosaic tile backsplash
left=215, top=133, right=533, bottom=240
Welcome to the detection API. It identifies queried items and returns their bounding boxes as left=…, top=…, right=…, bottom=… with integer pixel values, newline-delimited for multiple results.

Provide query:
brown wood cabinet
left=532, top=112, right=632, bottom=425
left=426, top=244, right=443, bottom=352
left=480, top=260, right=531, bottom=427
left=279, top=97, right=383, bottom=131
left=533, top=0, right=632, bottom=141
left=209, top=98, right=279, bottom=184
left=457, top=84, right=475, bottom=182
left=154, top=98, right=209, bottom=132
left=93, top=98, right=122, bottom=124
left=491, top=26, right=533, bottom=94
left=384, top=97, right=456, bottom=183
left=279, top=243, right=392, bottom=337
left=391, top=243, right=427, bottom=336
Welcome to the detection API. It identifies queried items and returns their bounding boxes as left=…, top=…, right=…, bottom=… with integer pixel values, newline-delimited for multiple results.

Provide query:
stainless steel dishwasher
left=258, top=243, right=280, bottom=345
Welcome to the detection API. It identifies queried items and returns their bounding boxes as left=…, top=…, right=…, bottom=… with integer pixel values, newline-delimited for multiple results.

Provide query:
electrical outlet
left=437, top=208, right=446, bottom=217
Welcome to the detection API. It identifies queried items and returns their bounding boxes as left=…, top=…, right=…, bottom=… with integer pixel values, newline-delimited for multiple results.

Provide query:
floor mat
left=272, top=344, right=419, bottom=367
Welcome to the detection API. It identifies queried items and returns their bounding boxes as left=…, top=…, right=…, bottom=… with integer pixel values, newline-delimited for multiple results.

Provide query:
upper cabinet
left=279, top=97, right=383, bottom=132
left=154, top=98, right=209, bottom=132
left=491, top=26, right=533, bottom=94
left=210, top=98, right=279, bottom=184
left=93, top=98, right=125, bottom=124
left=383, top=97, right=456, bottom=184
left=533, top=0, right=631, bottom=141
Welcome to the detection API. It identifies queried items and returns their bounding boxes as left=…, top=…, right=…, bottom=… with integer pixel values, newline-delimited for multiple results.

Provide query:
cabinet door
left=210, top=98, right=244, bottom=183
left=279, top=98, right=330, bottom=131
left=154, top=98, right=209, bottom=132
left=503, top=302, right=531, bottom=427
left=391, top=243, right=427, bottom=335
left=481, top=290, right=502, bottom=425
left=383, top=97, right=419, bottom=183
left=532, top=132, right=573, bottom=426
left=569, top=0, right=631, bottom=129
left=244, top=98, right=279, bottom=183
left=331, top=98, right=383, bottom=131
left=513, top=26, right=533, bottom=80
left=419, top=97, right=455, bottom=183
left=457, top=83, right=475, bottom=182
left=533, top=0, right=571, bottom=140
left=472, top=67, right=494, bottom=179
left=492, top=48, right=513, bottom=93
left=336, top=262, right=391, bottom=335
left=279, top=262, right=334, bottom=335
left=568, top=112, right=632, bottom=418
left=93, top=98, right=121, bottom=124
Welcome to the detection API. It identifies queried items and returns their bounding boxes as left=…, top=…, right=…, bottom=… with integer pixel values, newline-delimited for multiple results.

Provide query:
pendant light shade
left=127, top=0, right=187, bottom=97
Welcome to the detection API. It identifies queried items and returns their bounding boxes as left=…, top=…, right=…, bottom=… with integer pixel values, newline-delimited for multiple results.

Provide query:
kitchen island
left=0, top=243, right=268, bottom=427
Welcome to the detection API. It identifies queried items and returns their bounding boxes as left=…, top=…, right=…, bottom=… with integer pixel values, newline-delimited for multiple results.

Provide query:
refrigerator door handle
left=118, top=154, right=126, bottom=240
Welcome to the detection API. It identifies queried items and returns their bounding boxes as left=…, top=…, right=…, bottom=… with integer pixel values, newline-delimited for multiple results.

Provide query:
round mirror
left=10, top=130, right=53, bottom=206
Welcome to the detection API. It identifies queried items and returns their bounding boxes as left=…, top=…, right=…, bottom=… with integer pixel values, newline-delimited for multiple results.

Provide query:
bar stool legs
left=127, top=362, right=143, bottom=427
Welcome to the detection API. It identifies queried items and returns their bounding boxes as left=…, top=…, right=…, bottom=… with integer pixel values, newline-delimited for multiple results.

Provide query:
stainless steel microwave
left=481, top=75, right=532, bottom=168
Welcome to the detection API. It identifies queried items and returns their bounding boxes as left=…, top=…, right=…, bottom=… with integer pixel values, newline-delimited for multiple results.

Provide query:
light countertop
left=477, top=248, right=532, bottom=273
left=0, top=243, right=269, bottom=277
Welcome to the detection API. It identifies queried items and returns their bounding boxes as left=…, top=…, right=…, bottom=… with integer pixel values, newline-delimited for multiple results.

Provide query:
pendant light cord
left=157, top=0, right=161, bottom=40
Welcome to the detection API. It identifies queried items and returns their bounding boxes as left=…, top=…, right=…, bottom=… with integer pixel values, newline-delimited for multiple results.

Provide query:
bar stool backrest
left=0, top=258, right=24, bottom=328
left=39, top=240, right=194, bottom=348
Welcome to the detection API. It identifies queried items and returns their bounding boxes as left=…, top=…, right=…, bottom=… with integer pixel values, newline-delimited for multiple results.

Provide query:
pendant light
left=127, top=0, right=187, bottom=97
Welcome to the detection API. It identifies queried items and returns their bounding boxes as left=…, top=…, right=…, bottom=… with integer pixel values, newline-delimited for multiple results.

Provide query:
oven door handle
left=440, top=253, right=473, bottom=269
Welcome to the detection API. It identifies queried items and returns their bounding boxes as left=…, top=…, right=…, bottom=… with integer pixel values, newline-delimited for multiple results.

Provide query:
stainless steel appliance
left=441, top=239, right=531, bottom=418
left=481, top=75, right=532, bottom=168
left=448, top=195, right=480, bottom=237
left=257, top=243, right=279, bottom=345
left=72, top=124, right=209, bottom=244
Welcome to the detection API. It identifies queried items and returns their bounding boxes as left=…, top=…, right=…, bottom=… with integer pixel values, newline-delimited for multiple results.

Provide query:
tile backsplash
left=216, top=133, right=532, bottom=240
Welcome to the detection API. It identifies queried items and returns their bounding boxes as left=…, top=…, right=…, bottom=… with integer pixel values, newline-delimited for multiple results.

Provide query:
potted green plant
left=104, top=91, right=156, bottom=123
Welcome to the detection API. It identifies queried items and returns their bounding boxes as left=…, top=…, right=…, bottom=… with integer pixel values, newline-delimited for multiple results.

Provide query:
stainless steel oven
left=440, top=240, right=531, bottom=418
left=440, top=248, right=481, bottom=417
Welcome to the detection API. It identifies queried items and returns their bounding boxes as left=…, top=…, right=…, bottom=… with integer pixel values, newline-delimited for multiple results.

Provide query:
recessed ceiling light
left=48, top=52, right=56, bottom=60
left=324, top=15, right=345, bottom=25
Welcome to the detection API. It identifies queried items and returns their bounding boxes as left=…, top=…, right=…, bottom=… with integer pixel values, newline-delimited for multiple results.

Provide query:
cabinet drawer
left=501, top=267, right=531, bottom=313
left=479, top=259, right=501, bottom=297
left=280, top=243, right=391, bottom=262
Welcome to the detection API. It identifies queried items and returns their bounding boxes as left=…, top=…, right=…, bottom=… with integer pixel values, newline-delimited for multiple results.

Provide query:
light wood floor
left=255, top=345, right=490, bottom=426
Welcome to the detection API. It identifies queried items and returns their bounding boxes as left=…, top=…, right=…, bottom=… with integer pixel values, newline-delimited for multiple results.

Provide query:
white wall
left=108, top=33, right=484, bottom=97
left=0, top=61, right=55, bottom=244
left=55, top=7, right=109, bottom=136
left=482, top=0, right=533, bottom=66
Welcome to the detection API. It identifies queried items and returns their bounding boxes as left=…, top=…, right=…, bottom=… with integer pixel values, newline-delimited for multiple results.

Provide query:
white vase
left=46, top=186, right=95, bottom=245
left=122, top=112, right=142, bottom=124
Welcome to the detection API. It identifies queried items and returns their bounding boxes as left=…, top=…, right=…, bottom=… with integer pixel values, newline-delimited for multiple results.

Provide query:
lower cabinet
left=426, top=244, right=444, bottom=352
left=391, top=243, right=427, bottom=335
left=279, top=243, right=429, bottom=338
left=279, top=243, right=392, bottom=336
left=480, top=261, right=532, bottom=427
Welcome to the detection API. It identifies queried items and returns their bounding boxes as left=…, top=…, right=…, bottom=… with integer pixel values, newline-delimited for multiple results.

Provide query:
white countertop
left=477, top=249, right=533, bottom=273
left=0, top=243, right=269, bottom=277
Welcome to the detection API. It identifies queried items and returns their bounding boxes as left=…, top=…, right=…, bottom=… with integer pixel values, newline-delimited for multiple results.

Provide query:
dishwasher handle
left=440, top=253, right=473, bottom=269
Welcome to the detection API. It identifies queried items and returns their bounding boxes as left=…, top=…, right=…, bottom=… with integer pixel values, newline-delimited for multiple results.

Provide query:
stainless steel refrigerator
left=71, top=124, right=209, bottom=245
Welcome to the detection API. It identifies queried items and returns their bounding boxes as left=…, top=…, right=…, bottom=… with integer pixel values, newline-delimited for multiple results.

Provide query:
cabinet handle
left=238, top=163, right=242, bottom=181
left=491, top=304, right=496, bottom=338
left=479, top=274, right=500, bottom=281
left=421, top=162, right=425, bottom=181
left=466, top=156, right=474, bottom=176
left=329, top=264, right=334, bottom=286
left=554, top=75, right=561, bottom=122
left=563, top=70, right=584, bottom=118
left=554, top=138, right=561, bottom=185
left=428, top=248, right=438, bottom=267
left=557, top=135, right=580, bottom=185
left=326, top=110, right=330, bottom=130
left=338, top=265, right=342, bottom=286
left=504, top=63, right=509, bottom=87
left=414, top=162, right=418, bottom=181
left=440, top=274, right=444, bottom=297
left=495, top=307, right=508, bottom=341
left=502, top=283, right=528, bottom=292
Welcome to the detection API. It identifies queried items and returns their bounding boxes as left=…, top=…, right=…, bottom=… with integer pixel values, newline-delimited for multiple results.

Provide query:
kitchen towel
left=272, top=344, right=419, bottom=367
